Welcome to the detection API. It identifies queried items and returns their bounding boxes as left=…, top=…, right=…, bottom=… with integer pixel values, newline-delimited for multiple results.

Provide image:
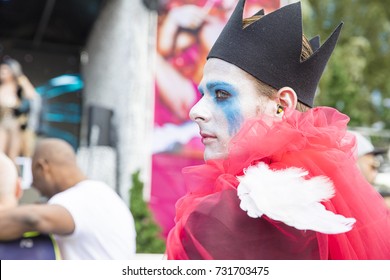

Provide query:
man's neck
left=57, top=171, right=88, bottom=194
left=0, top=198, right=18, bottom=211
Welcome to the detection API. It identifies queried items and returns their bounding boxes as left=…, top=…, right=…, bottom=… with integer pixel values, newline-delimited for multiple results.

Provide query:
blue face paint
left=206, top=81, right=243, bottom=136
left=198, top=86, right=205, bottom=97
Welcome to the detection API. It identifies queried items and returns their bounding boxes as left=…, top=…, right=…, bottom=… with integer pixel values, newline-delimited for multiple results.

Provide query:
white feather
left=237, top=162, right=356, bottom=234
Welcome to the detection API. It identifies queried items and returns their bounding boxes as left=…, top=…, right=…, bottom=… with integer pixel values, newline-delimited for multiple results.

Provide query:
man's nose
left=189, top=97, right=210, bottom=123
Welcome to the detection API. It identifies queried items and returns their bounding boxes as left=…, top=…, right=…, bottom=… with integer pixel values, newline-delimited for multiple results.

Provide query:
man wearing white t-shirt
left=0, top=138, right=136, bottom=259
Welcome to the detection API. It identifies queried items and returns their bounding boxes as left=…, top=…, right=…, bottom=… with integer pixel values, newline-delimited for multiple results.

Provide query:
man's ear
left=276, top=87, right=297, bottom=110
left=36, top=158, right=50, bottom=172
left=15, top=177, right=24, bottom=200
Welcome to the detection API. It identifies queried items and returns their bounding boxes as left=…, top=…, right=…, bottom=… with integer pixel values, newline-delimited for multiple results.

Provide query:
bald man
left=0, top=138, right=136, bottom=259
left=0, top=153, right=59, bottom=259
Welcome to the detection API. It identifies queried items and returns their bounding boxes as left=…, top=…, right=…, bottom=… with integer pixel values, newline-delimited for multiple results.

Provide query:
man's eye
left=215, top=90, right=230, bottom=100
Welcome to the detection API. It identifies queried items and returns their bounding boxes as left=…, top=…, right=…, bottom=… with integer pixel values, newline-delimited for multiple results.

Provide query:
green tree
left=304, top=0, right=390, bottom=128
left=129, top=171, right=166, bottom=254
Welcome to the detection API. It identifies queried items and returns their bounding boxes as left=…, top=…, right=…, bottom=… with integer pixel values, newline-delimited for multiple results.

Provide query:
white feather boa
left=237, top=162, right=356, bottom=234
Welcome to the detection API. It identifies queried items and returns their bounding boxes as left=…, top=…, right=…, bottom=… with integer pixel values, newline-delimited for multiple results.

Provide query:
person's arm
left=158, top=5, right=208, bottom=56
left=17, top=75, right=38, bottom=100
left=199, top=17, right=225, bottom=51
left=0, top=204, right=75, bottom=240
left=156, top=54, right=197, bottom=120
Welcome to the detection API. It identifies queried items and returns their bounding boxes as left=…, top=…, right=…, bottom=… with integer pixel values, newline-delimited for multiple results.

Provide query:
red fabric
left=166, top=107, right=390, bottom=259
left=150, top=153, right=204, bottom=238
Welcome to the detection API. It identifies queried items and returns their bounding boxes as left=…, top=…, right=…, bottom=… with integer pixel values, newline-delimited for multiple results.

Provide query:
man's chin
left=203, top=149, right=228, bottom=161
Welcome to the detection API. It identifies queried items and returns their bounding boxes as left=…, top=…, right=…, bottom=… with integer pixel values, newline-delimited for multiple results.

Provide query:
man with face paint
left=166, top=0, right=390, bottom=260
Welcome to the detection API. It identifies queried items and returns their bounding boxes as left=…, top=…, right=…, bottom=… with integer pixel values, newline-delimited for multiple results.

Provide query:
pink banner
left=151, top=0, right=281, bottom=238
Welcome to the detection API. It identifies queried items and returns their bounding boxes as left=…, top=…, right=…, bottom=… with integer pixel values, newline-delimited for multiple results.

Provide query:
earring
left=277, top=105, right=284, bottom=114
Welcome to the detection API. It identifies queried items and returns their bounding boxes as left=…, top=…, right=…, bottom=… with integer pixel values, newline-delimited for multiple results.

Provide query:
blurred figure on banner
left=0, top=57, right=38, bottom=161
left=0, top=153, right=60, bottom=259
left=152, top=0, right=280, bottom=238
left=0, top=138, right=136, bottom=259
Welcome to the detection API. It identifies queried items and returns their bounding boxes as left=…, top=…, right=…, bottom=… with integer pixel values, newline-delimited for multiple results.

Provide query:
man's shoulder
left=50, top=179, right=118, bottom=205
left=73, top=180, right=116, bottom=195
left=54, top=180, right=111, bottom=196
left=73, top=179, right=111, bottom=189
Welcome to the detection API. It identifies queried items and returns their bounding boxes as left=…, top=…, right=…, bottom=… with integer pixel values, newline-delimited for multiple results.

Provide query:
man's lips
left=200, top=132, right=217, bottom=144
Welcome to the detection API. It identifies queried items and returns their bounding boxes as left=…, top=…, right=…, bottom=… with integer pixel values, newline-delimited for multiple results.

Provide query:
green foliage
left=316, top=37, right=377, bottom=126
left=304, top=0, right=390, bottom=128
left=129, top=171, right=166, bottom=254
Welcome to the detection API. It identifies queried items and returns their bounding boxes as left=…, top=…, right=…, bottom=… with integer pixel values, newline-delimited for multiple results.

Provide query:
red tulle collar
left=182, top=107, right=354, bottom=195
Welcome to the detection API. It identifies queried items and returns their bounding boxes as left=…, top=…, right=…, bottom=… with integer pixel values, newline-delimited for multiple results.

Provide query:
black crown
left=207, top=0, right=343, bottom=107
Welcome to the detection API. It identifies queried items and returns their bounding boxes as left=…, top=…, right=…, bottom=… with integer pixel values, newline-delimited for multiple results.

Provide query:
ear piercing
left=277, top=105, right=284, bottom=114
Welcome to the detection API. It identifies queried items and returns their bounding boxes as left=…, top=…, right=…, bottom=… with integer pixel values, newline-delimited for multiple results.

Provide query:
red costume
left=166, top=107, right=390, bottom=259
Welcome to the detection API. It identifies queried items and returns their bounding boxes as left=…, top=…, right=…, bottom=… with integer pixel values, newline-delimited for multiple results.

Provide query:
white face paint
left=190, top=58, right=277, bottom=160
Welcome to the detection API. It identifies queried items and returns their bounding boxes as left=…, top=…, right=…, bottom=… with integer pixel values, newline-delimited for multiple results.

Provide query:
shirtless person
left=0, top=58, right=37, bottom=161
